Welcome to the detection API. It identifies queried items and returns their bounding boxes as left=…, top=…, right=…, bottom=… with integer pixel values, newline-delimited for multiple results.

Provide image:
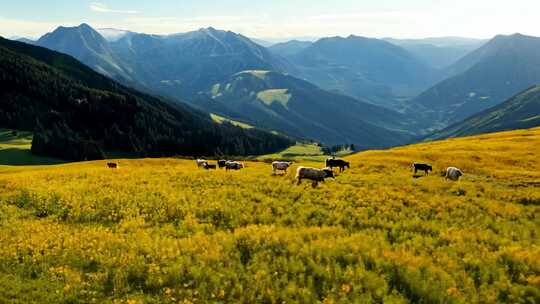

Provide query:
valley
left=1, top=4, right=540, bottom=302
left=19, top=23, right=540, bottom=151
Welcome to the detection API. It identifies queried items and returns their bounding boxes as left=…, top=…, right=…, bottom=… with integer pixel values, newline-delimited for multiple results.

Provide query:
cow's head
left=427, top=165, right=433, bottom=172
left=345, top=161, right=351, bottom=168
left=323, top=168, right=335, bottom=178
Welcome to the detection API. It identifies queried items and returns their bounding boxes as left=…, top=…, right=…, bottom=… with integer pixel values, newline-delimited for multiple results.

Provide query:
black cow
left=413, top=163, right=432, bottom=175
left=218, top=160, right=227, bottom=168
left=204, top=163, right=217, bottom=170
left=326, top=158, right=350, bottom=172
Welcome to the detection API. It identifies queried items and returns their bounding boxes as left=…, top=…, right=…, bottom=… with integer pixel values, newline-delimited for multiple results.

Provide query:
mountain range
left=285, top=35, right=442, bottom=108
left=413, top=33, right=540, bottom=129
left=35, top=24, right=136, bottom=83
left=268, top=40, right=313, bottom=57
left=20, top=24, right=540, bottom=150
left=0, top=37, right=292, bottom=160
left=385, top=37, right=486, bottom=69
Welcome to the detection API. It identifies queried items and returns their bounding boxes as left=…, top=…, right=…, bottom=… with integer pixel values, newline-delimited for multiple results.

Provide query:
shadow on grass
left=0, top=148, right=68, bottom=166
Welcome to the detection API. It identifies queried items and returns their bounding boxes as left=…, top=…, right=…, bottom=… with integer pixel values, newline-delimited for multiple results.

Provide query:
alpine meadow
left=1, top=0, right=540, bottom=303
left=0, top=128, right=538, bottom=303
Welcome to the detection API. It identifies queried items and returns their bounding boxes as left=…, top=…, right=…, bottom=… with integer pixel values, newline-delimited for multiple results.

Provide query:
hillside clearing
left=0, top=129, right=64, bottom=166
left=210, top=113, right=254, bottom=129
left=0, top=128, right=538, bottom=303
left=257, top=89, right=292, bottom=108
left=257, top=142, right=353, bottom=162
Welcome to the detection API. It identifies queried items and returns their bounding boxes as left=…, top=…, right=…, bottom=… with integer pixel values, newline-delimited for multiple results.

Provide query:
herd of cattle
left=189, top=158, right=464, bottom=188
left=107, top=159, right=463, bottom=186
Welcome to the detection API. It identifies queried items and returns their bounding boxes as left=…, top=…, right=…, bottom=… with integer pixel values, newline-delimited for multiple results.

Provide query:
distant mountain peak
left=491, top=33, right=536, bottom=43
left=197, top=27, right=225, bottom=35
left=97, top=28, right=133, bottom=42
left=78, top=23, right=93, bottom=29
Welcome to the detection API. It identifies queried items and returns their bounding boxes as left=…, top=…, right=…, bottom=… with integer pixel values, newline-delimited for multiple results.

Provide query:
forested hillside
left=0, top=37, right=293, bottom=160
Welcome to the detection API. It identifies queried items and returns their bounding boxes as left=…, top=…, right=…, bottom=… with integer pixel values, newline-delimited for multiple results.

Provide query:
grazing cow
left=107, top=162, right=119, bottom=169
left=326, top=158, right=350, bottom=172
left=225, top=161, right=244, bottom=171
left=204, top=163, right=217, bottom=170
left=445, top=167, right=463, bottom=181
left=296, top=166, right=335, bottom=188
left=272, top=161, right=293, bottom=174
left=413, top=163, right=433, bottom=175
left=196, top=159, right=208, bottom=168
left=218, top=160, right=227, bottom=168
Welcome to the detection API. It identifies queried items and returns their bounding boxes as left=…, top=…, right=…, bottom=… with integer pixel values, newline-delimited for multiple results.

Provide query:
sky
left=1, top=0, right=539, bottom=41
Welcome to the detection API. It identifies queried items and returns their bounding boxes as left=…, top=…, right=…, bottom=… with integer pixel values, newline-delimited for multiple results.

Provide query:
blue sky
left=1, top=0, right=539, bottom=40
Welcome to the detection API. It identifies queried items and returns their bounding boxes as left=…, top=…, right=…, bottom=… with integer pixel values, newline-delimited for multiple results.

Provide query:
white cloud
left=0, top=17, right=77, bottom=39
left=2, top=6, right=540, bottom=41
left=89, top=2, right=139, bottom=14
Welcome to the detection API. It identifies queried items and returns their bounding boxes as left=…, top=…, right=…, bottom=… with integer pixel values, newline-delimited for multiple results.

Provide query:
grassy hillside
left=257, top=142, right=352, bottom=162
left=429, top=85, right=540, bottom=139
left=200, top=70, right=416, bottom=148
left=0, top=128, right=539, bottom=303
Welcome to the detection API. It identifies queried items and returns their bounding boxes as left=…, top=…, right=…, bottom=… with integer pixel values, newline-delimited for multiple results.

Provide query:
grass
left=257, top=89, right=292, bottom=108
left=257, top=142, right=353, bottom=162
left=257, top=142, right=327, bottom=162
left=210, top=113, right=254, bottom=129
left=0, top=129, right=65, bottom=166
left=0, top=127, right=539, bottom=303
left=238, top=70, right=270, bottom=80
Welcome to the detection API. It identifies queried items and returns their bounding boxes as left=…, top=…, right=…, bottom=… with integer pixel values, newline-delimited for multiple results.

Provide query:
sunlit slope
left=0, top=128, right=538, bottom=303
left=0, top=129, right=64, bottom=166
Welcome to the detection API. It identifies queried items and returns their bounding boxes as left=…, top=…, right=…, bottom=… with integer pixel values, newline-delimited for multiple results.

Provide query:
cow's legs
left=297, top=178, right=302, bottom=185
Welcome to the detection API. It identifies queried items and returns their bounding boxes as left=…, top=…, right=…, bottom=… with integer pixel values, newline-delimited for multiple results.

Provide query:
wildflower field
left=0, top=128, right=539, bottom=303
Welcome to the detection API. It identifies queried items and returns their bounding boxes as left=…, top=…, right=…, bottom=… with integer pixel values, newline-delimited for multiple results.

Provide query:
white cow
left=196, top=159, right=208, bottom=168
left=272, top=161, right=293, bottom=174
left=445, top=167, right=464, bottom=181
left=225, top=161, right=244, bottom=171
left=295, top=166, right=334, bottom=188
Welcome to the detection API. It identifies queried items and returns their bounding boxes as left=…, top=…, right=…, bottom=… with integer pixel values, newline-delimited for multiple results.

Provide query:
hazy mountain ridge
left=413, top=33, right=540, bottom=128
left=195, top=70, right=417, bottom=148
left=110, top=26, right=292, bottom=99
left=428, top=84, right=540, bottom=139
left=268, top=40, right=313, bottom=57
left=286, top=35, right=441, bottom=108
